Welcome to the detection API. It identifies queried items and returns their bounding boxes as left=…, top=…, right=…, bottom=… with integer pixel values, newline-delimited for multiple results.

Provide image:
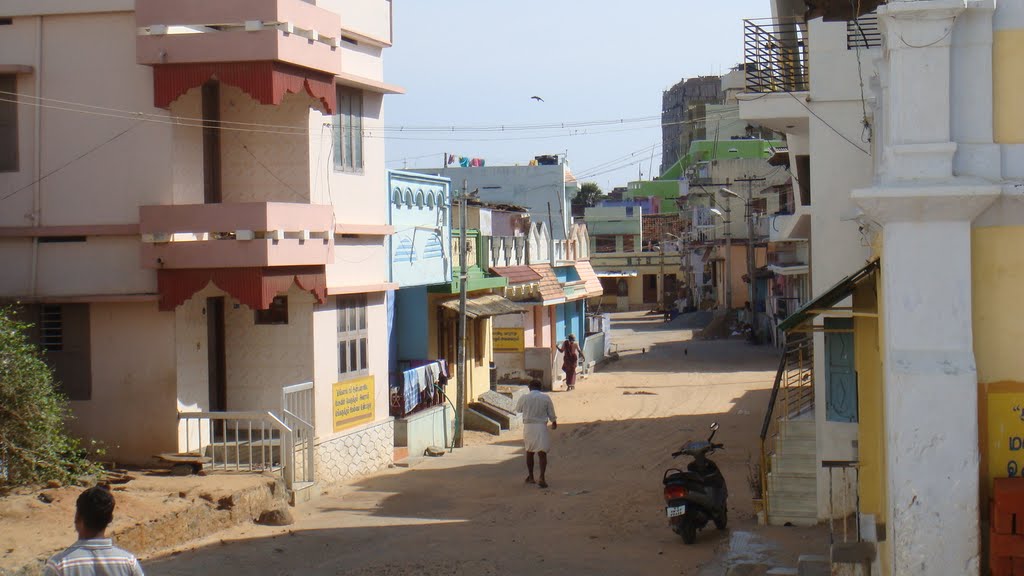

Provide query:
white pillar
left=853, top=2, right=1000, bottom=574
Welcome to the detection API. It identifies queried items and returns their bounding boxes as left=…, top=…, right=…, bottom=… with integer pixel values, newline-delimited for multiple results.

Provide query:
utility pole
left=723, top=201, right=732, bottom=312
left=455, top=180, right=469, bottom=448
left=735, top=176, right=766, bottom=343
left=659, top=217, right=666, bottom=313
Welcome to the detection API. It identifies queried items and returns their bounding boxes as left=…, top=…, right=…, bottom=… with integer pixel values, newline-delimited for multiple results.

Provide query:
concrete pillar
left=853, top=2, right=1000, bottom=574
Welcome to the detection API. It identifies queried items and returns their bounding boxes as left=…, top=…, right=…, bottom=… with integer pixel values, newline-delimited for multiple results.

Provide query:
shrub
left=0, top=307, right=100, bottom=486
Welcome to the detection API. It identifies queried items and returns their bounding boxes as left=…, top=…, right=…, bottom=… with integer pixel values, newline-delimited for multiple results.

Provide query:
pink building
left=0, top=0, right=400, bottom=495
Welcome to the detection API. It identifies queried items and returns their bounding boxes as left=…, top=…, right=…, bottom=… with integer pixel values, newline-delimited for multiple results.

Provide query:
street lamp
left=706, top=196, right=733, bottom=312
left=720, top=187, right=757, bottom=341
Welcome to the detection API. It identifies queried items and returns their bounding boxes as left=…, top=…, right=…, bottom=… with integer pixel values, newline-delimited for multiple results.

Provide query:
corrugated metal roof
left=440, top=293, right=527, bottom=319
left=777, top=259, right=878, bottom=332
left=491, top=266, right=542, bottom=285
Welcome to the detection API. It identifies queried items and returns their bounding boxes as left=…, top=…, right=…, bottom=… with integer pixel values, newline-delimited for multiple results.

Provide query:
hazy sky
left=382, top=0, right=772, bottom=191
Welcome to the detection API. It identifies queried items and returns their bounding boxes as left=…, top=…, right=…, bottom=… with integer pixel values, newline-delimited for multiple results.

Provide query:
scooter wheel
left=679, top=519, right=697, bottom=544
left=714, top=508, right=728, bottom=531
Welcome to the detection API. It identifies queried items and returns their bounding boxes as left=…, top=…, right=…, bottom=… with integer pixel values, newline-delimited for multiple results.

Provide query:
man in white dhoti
left=515, top=380, right=557, bottom=488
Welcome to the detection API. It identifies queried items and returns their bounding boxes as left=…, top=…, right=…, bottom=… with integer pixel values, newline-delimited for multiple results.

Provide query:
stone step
left=768, top=500, right=818, bottom=521
left=289, top=481, right=319, bottom=506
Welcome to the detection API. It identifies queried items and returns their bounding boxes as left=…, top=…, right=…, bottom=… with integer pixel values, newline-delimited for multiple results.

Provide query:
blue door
left=825, top=318, right=857, bottom=422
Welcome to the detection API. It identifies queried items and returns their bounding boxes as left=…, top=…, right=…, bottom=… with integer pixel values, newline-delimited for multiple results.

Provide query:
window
left=334, top=87, right=363, bottom=172
left=338, top=295, right=369, bottom=377
left=595, top=236, right=616, bottom=253
left=40, top=305, right=63, bottom=351
left=24, top=304, right=91, bottom=400
left=622, top=234, right=636, bottom=253
left=0, top=74, right=18, bottom=172
left=254, top=296, right=288, bottom=325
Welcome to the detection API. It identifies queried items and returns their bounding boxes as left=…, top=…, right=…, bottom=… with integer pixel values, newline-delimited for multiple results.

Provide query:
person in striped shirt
left=45, top=486, right=144, bottom=576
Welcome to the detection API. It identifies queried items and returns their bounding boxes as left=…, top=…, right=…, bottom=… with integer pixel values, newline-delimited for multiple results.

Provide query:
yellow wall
left=854, top=273, right=888, bottom=576
left=994, top=30, right=1024, bottom=144
left=973, top=227, right=1024, bottom=509
left=427, top=293, right=494, bottom=404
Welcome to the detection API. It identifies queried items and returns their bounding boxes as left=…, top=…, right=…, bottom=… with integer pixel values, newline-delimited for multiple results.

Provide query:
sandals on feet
left=525, top=476, right=536, bottom=484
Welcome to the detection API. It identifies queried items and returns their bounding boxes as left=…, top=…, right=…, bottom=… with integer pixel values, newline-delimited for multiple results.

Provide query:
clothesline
left=394, top=360, right=449, bottom=416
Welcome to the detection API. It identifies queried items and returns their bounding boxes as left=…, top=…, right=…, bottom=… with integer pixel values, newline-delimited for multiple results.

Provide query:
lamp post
left=708, top=199, right=732, bottom=312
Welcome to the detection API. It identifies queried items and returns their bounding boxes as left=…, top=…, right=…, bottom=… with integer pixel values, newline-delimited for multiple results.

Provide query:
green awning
left=777, top=259, right=879, bottom=332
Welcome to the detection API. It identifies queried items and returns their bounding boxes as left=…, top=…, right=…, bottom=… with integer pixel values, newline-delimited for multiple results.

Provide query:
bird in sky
left=531, top=96, right=545, bottom=102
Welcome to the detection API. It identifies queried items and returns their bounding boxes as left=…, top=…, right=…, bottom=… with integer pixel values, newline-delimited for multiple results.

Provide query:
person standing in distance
left=45, top=486, right=144, bottom=575
left=516, top=379, right=558, bottom=488
left=556, top=333, right=585, bottom=391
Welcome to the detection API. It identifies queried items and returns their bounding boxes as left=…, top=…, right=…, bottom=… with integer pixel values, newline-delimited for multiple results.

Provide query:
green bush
left=0, top=307, right=100, bottom=486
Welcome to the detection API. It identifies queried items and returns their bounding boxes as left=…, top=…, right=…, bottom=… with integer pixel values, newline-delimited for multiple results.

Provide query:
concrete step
left=768, top=501, right=818, bottom=521
left=768, top=514, right=818, bottom=527
left=768, top=473, right=817, bottom=496
left=775, top=435, right=816, bottom=454
left=289, top=481, right=319, bottom=506
left=469, top=402, right=522, bottom=431
left=779, top=418, right=816, bottom=439
left=464, top=407, right=502, bottom=435
left=772, top=452, right=816, bottom=476
left=797, top=554, right=829, bottom=576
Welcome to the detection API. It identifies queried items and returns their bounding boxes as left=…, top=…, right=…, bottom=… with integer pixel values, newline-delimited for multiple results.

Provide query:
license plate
left=666, top=505, right=686, bottom=518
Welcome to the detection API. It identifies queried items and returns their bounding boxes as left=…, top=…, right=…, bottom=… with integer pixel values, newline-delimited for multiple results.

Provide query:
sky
left=382, top=0, right=773, bottom=192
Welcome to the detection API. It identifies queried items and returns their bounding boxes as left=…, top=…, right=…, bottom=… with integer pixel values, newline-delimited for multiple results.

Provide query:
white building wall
left=224, top=285, right=315, bottom=413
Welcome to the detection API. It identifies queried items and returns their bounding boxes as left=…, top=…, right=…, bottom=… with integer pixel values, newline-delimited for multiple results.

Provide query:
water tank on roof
left=535, top=155, right=558, bottom=166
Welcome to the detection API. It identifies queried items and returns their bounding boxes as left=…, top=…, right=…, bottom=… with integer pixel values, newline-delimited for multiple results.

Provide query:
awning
left=157, top=266, right=327, bottom=311
left=153, top=62, right=336, bottom=112
left=529, top=265, right=567, bottom=305
left=596, top=270, right=638, bottom=278
left=573, top=260, right=604, bottom=298
left=768, top=264, right=809, bottom=277
left=440, top=294, right=527, bottom=319
left=490, top=266, right=542, bottom=285
left=777, top=259, right=879, bottom=332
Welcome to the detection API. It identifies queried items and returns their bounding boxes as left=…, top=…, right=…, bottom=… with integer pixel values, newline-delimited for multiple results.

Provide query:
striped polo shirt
left=44, top=539, right=144, bottom=576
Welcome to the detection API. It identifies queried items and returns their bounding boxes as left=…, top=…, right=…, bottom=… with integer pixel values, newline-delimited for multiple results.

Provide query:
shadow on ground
left=146, top=388, right=826, bottom=576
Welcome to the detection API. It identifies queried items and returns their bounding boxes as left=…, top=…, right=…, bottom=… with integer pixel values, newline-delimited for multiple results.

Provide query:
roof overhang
left=777, top=259, right=879, bottom=332
left=335, top=71, right=405, bottom=95
left=440, top=293, right=528, bottom=319
left=596, top=271, right=638, bottom=278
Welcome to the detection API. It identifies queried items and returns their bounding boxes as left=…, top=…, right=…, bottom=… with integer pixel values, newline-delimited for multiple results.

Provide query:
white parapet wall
left=314, top=418, right=394, bottom=484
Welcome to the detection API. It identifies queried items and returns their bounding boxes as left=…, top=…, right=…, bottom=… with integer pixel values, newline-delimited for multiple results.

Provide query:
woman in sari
left=556, top=334, right=585, bottom=391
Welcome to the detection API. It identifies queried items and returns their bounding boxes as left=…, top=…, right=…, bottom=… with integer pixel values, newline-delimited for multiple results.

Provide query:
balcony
left=140, top=202, right=334, bottom=269
left=743, top=18, right=809, bottom=94
left=135, top=0, right=343, bottom=76
left=489, top=236, right=528, bottom=268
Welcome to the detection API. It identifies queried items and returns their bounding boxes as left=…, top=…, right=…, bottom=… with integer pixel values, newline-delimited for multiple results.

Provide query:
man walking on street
left=515, top=379, right=557, bottom=488
left=45, top=486, right=144, bottom=576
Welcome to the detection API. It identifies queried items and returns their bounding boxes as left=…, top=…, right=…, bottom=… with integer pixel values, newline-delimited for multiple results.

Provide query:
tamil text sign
left=333, top=376, right=375, bottom=432
left=493, top=327, right=525, bottom=352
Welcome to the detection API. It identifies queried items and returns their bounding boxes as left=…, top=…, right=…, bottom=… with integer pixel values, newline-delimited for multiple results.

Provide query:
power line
left=786, top=92, right=870, bottom=155
left=0, top=121, right=142, bottom=204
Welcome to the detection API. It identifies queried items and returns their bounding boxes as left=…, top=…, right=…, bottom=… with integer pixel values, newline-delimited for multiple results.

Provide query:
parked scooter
left=662, top=422, right=728, bottom=544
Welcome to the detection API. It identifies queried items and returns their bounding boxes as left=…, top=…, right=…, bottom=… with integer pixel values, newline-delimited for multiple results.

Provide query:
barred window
left=337, top=295, right=368, bottom=377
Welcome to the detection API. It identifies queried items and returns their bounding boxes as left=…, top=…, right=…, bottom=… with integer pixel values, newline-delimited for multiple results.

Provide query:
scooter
left=662, top=422, right=728, bottom=544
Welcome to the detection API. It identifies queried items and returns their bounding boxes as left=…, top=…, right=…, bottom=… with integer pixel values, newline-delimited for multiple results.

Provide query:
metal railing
left=759, top=336, right=814, bottom=518
left=282, top=382, right=316, bottom=486
left=179, top=411, right=298, bottom=489
left=744, top=18, right=809, bottom=93
left=847, top=12, right=881, bottom=50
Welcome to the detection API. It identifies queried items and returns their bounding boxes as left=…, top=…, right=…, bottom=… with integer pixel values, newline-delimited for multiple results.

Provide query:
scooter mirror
left=710, top=422, right=719, bottom=431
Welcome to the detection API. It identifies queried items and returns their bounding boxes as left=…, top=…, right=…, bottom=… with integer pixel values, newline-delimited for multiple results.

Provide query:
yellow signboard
left=493, top=327, right=525, bottom=352
left=333, top=376, right=375, bottom=432
left=988, top=390, right=1024, bottom=485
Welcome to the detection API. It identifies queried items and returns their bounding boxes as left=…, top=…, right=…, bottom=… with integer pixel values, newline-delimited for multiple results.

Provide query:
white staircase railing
left=179, top=411, right=296, bottom=489
left=282, top=382, right=316, bottom=486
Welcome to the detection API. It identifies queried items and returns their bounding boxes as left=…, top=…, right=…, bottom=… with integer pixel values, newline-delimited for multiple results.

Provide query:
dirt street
left=145, top=312, right=826, bottom=575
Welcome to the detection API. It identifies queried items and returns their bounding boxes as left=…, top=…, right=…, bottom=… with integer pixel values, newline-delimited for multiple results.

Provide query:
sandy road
left=145, top=312, right=824, bottom=575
